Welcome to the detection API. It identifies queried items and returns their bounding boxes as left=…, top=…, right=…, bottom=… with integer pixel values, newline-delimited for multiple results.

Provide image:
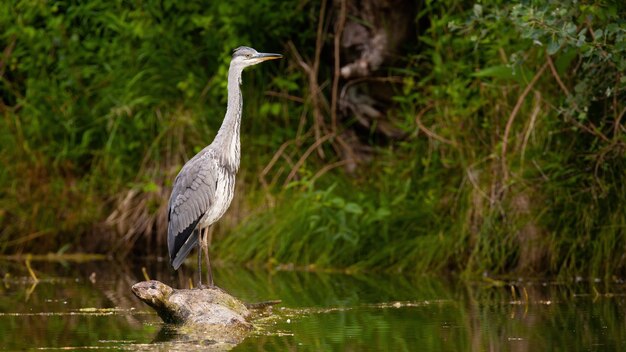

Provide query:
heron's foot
left=196, top=283, right=218, bottom=290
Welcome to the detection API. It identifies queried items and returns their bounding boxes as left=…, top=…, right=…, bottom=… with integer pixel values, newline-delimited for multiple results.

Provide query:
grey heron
left=167, top=46, right=282, bottom=287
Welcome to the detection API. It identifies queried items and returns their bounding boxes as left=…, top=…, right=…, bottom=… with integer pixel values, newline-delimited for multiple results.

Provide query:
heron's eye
left=246, top=54, right=253, bottom=59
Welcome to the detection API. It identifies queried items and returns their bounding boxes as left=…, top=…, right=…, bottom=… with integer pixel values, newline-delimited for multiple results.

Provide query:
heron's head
left=231, top=46, right=282, bottom=69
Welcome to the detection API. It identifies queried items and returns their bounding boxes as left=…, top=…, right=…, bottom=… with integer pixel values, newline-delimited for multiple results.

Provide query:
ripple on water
left=3, top=262, right=626, bottom=351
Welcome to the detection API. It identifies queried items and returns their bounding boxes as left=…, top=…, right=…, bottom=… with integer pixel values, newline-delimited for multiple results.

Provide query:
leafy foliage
left=0, top=0, right=311, bottom=253
left=220, top=0, right=626, bottom=278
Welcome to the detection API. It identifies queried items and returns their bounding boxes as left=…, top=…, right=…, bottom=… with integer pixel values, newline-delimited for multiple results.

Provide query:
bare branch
left=501, top=62, right=548, bottom=181
left=331, top=0, right=347, bottom=133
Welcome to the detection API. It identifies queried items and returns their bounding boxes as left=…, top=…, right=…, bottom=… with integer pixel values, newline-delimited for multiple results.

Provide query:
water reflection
left=149, top=324, right=244, bottom=351
left=0, top=258, right=625, bottom=351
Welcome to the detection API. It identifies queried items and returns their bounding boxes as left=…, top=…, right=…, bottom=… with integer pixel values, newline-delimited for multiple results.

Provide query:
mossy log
left=131, top=280, right=278, bottom=344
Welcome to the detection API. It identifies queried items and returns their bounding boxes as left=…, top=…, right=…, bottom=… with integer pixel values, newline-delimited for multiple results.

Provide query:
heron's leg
left=197, top=229, right=202, bottom=287
left=202, top=227, right=214, bottom=287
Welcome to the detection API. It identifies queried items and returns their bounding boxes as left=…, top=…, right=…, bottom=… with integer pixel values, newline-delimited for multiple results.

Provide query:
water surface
left=0, top=259, right=624, bottom=351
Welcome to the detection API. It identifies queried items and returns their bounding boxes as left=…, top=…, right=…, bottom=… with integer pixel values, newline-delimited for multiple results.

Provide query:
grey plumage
left=168, top=147, right=218, bottom=270
left=166, top=47, right=282, bottom=285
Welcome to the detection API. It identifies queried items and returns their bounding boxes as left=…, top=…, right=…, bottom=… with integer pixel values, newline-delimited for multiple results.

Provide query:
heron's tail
left=171, top=229, right=200, bottom=270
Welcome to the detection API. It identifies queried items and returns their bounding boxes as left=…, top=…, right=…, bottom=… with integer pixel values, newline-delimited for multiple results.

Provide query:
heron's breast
left=200, top=170, right=236, bottom=226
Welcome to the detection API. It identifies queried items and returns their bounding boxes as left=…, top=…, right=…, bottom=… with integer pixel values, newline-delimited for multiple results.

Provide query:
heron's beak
left=253, top=52, right=283, bottom=62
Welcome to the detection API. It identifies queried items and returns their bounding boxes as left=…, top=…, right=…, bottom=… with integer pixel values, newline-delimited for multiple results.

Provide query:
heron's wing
left=167, top=150, right=218, bottom=269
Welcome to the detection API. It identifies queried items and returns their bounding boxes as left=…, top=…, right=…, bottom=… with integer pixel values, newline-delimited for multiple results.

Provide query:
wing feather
left=167, top=149, right=218, bottom=268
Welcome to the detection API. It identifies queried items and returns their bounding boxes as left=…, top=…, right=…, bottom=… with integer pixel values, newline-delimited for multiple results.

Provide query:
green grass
left=1, top=1, right=625, bottom=278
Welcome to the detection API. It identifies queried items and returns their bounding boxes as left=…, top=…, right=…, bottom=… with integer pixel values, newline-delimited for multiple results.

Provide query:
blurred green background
left=0, top=0, right=624, bottom=278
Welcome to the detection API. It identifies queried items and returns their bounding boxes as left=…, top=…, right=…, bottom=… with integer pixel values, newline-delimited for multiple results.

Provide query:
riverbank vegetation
left=1, top=1, right=624, bottom=278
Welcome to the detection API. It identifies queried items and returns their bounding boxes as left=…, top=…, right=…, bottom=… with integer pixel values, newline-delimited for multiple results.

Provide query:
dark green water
left=1, top=259, right=625, bottom=351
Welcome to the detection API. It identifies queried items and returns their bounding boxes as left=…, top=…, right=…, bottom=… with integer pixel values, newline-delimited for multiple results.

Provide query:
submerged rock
left=132, top=280, right=251, bottom=326
left=132, top=280, right=253, bottom=344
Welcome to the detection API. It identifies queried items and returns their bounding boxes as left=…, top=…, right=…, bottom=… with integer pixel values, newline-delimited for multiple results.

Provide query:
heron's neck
left=213, top=66, right=243, bottom=172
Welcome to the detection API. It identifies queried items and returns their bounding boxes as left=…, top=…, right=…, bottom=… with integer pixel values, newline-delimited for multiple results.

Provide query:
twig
left=466, top=165, right=492, bottom=203
left=414, top=103, right=457, bottom=147
left=546, top=55, right=572, bottom=102
left=413, top=103, right=434, bottom=133
left=274, top=153, right=297, bottom=186
left=0, top=35, right=16, bottom=78
left=614, top=106, right=626, bottom=136
left=269, top=165, right=286, bottom=192
left=295, top=105, right=310, bottom=143
left=572, top=119, right=609, bottom=141
left=264, top=91, right=305, bottom=103
left=542, top=95, right=609, bottom=140
left=416, top=121, right=456, bottom=147
left=141, top=267, right=151, bottom=281
left=313, top=0, right=327, bottom=75
left=4, top=230, right=50, bottom=247
left=501, top=62, right=548, bottom=181
left=0, top=253, right=106, bottom=261
left=522, top=287, right=529, bottom=305
left=288, top=40, right=327, bottom=158
left=25, top=280, right=38, bottom=302
left=310, top=159, right=351, bottom=184
left=25, top=254, right=39, bottom=283
left=260, top=140, right=294, bottom=186
left=287, top=40, right=309, bottom=72
left=545, top=54, right=609, bottom=141
left=326, top=131, right=361, bottom=172
left=245, top=300, right=282, bottom=310
left=284, top=133, right=334, bottom=186
left=312, top=0, right=329, bottom=157
left=520, top=91, right=542, bottom=167
left=331, top=0, right=347, bottom=133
